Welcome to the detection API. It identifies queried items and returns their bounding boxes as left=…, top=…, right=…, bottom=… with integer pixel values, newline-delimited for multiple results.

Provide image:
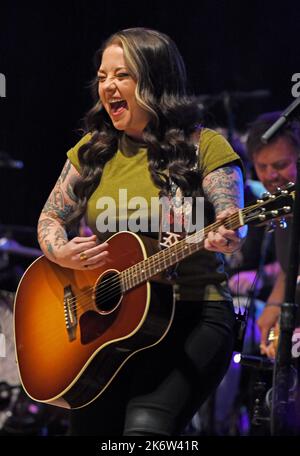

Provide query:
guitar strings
left=67, top=191, right=292, bottom=314
left=23, top=193, right=293, bottom=344
left=64, top=204, right=270, bottom=313
left=27, top=201, right=290, bottom=339
left=61, top=190, right=290, bottom=313
left=62, top=210, right=249, bottom=313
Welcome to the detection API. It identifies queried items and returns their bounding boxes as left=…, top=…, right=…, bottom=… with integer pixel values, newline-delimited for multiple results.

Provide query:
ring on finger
left=79, top=251, right=88, bottom=261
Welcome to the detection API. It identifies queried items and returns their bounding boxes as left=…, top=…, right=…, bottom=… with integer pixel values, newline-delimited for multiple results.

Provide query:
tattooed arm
left=38, top=160, right=109, bottom=270
left=202, top=165, right=247, bottom=253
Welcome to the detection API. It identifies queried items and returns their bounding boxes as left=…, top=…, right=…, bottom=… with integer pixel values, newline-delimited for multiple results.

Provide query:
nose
left=265, top=166, right=279, bottom=180
left=103, top=77, right=117, bottom=92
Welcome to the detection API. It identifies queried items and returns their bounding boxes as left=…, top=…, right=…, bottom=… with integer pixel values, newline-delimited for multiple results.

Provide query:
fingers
left=83, top=254, right=111, bottom=270
left=71, top=236, right=101, bottom=256
left=258, top=309, right=280, bottom=358
left=218, top=224, right=238, bottom=241
left=78, top=242, right=109, bottom=259
left=85, top=250, right=111, bottom=267
left=259, top=328, right=273, bottom=357
left=77, top=242, right=111, bottom=269
left=259, top=326, right=269, bottom=350
left=216, top=208, right=238, bottom=220
left=259, top=341, right=276, bottom=359
left=73, top=235, right=98, bottom=243
left=204, top=208, right=242, bottom=253
left=204, top=228, right=241, bottom=253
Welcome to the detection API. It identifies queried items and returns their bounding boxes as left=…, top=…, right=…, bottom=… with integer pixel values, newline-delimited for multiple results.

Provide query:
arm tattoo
left=37, top=217, right=56, bottom=242
left=41, top=164, right=78, bottom=223
left=53, top=226, right=68, bottom=249
left=60, top=160, right=72, bottom=183
left=202, top=165, right=244, bottom=214
left=38, top=159, right=81, bottom=259
left=45, top=240, right=55, bottom=258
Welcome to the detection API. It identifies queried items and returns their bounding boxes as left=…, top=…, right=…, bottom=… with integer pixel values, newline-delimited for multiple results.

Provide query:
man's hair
left=247, top=111, right=300, bottom=159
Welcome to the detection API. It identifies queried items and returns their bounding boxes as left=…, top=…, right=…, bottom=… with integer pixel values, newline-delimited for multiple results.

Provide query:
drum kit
left=0, top=227, right=70, bottom=435
left=0, top=230, right=43, bottom=434
left=0, top=151, right=69, bottom=434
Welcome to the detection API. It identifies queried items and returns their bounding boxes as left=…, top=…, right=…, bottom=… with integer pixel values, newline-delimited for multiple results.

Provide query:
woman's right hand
left=54, top=234, right=110, bottom=270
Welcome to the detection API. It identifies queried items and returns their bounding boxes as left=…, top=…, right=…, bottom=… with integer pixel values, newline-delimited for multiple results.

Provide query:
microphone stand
left=271, top=159, right=300, bottom=435
left=261, top=97, right=300, bottom=435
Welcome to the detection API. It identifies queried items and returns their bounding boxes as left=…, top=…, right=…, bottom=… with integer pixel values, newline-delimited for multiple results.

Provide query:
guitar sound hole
left=95, top=271, right=122, bottom=314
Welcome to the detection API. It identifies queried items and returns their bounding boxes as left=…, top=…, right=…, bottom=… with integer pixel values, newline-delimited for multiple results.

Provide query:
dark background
left=0, top=0, right=300, bottom=232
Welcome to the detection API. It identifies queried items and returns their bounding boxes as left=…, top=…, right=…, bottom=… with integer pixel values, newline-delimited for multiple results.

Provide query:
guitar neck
left=120, top=181, right=296, bottom=292
left=121, top=209, right=244, bottom=292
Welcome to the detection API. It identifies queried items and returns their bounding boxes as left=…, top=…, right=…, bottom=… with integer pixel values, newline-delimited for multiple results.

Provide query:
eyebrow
left=256, top=159, right=289, bottom=166
left=98, top=66, right=128, bottom=74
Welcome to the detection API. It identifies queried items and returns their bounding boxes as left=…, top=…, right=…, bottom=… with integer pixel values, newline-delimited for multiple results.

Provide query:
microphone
left=261, top=96, right=300, bottom=144
left=240, top=354, right=274, bottom=370
left=0, top=152, right=24, bottom=170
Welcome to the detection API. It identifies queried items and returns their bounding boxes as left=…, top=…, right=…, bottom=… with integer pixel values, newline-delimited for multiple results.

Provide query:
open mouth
left=109, top=99, right=128, bottom=116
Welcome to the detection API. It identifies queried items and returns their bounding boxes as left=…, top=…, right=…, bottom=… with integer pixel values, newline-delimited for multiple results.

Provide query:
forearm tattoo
left=202, top=165, right=244, bottom=215
left=37, top=218, right=56, bottom=242
left=60, top=159, right=72, bottom=182
left=38, top=160, right=80, bottom=258
left=53, top=226, right=69, bottom=248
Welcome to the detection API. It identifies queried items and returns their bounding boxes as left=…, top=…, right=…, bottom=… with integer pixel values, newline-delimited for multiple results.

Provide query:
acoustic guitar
left=14, top=184, right=295, bottom=409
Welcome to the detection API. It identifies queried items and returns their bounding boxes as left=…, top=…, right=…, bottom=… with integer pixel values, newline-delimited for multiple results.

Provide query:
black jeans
left=70, top=300, right=235, bottom=436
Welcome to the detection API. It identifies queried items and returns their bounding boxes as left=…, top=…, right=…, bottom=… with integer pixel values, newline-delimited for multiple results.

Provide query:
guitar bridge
left=64, top=285, right=77, bottom=342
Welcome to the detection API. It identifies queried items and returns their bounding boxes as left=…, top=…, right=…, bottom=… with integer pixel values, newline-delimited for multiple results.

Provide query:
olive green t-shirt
left=67, top=128, right=242, bottom=301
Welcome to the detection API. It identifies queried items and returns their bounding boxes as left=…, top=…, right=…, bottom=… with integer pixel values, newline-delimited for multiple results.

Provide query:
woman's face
left=98, top=44, right=150, bottom=139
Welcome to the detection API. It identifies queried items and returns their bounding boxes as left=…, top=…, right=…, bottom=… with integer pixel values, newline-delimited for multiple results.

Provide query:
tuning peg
left=261, top=191, right=271, bottom=198
left=283, top=206, right=291, bottom=213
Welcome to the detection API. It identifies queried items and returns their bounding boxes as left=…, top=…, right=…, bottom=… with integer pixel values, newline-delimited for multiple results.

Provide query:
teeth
left=109, top=99, right=125, bottom=104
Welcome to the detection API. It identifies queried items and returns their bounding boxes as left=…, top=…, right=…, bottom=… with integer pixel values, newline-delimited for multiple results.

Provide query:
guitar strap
left=158, top=138, right=200, bottom=280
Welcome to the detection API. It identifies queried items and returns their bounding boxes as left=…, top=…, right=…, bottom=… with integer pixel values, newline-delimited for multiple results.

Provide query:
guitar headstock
left=242, top=182, right=295, bottom=227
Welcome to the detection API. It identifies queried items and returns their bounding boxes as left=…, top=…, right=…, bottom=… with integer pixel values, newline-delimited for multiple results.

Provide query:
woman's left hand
left=204, top=207, right=245, bottom=254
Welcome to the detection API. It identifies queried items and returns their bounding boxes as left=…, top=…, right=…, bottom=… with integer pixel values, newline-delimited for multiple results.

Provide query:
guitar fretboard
left=120, top=210, right=243, bottom=291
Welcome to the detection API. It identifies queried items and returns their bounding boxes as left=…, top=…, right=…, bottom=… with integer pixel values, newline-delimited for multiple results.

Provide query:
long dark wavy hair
left=68, top=27, right=203, bottom=226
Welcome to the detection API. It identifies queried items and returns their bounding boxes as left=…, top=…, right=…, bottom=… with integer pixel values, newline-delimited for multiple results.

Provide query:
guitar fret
left=121, top=272, right=126, bottom=292
left=121, top=187, right=295, bottom=292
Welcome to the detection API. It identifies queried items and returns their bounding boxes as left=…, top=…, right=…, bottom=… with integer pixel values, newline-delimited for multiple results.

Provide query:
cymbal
left=0, top=238, right=42, bottom=258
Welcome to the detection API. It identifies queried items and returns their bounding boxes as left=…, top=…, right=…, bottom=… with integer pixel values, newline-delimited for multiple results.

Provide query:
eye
left=97, top=75, right=106, bottom=83
left=274, top=161, right=289, bottom=170
left=116, top=73, right=130, bottom=79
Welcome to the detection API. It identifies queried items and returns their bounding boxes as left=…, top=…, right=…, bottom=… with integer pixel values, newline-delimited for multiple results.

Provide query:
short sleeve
left=198, top=129, right=243, bottom=178
left=66, top=133, right=92, bottom=173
